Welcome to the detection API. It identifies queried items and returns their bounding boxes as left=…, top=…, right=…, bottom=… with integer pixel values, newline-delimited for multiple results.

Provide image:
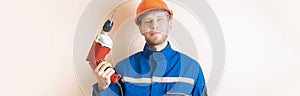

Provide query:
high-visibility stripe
left=122, top=77, right=152, bottom=84
left=122, top=76, right=194, bottom=85
left=152, top=77, right=195, bottom=85
left=166, top=92, right=191, bottom=96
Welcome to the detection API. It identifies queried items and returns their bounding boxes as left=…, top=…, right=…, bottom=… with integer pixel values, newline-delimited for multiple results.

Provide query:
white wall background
left=209, top=0, right=300, bottom=95
left=0, top=0, right=299, bottom=96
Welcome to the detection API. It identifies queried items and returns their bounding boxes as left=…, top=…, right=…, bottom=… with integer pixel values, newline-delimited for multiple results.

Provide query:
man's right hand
left=93, top=61, right=115, bottom=92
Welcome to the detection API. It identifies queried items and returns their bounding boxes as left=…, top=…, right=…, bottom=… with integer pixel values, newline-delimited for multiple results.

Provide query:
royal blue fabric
left=93, top=43, right=206, bottom=96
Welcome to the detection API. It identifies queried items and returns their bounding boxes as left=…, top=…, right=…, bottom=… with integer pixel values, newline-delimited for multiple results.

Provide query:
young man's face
left=139, top=11, right=172, bottom=46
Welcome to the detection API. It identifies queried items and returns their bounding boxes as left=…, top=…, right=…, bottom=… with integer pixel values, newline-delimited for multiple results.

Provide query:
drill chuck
left=103, top=19, right=113, bottom=32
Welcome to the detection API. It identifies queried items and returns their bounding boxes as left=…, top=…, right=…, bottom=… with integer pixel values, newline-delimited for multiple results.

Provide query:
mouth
left=149, top=31, right=160, bottom=35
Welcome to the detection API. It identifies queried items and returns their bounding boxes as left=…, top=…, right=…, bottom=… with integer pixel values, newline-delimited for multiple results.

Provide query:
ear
left=168, top=20, right=172, bottom=29
left=138, top=24, right=143, bottom=34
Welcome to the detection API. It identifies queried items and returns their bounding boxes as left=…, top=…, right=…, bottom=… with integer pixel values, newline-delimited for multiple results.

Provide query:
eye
left=144, top=20, right=151, bottom=24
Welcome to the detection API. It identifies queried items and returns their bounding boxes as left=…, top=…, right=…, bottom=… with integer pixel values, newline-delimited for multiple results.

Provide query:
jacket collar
left=142, top=42, right=176, bottom=59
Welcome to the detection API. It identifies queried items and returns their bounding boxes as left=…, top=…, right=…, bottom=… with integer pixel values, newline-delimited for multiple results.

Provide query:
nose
left=151, top=20, right=159, bottom=30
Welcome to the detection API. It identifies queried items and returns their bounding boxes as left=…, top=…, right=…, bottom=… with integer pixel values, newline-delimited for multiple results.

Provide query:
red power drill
left=86, top=10, right=121, bottom=84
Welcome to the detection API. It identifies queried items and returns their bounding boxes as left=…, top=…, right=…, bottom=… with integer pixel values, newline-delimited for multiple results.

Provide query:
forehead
left=141, top=11, right=167, bottom=19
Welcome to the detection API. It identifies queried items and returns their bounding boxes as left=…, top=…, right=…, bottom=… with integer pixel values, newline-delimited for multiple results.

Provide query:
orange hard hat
left=135, top=0, right=173, bottom=25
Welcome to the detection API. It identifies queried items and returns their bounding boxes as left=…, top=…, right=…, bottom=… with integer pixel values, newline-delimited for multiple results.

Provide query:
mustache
left=142, top=31, right=167, bottom=34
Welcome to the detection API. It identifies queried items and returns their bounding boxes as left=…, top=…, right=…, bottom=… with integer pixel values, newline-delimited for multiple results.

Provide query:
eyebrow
left=144, top=15, right=165, bottom=20
left=156, top=16, right=164, bottom=18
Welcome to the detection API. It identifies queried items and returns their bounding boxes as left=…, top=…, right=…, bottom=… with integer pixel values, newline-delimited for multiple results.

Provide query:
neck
left=147, top=41, right=168, bottom=51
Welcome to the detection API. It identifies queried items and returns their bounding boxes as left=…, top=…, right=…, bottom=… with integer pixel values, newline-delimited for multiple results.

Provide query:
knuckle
left=104, top=62, right=111, bottom=65
left=97, top=72, right=103, bottom=77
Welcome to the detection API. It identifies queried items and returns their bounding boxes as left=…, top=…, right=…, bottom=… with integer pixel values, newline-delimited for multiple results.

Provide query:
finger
left=102, top=68, right=114, bottom=78
left=98, top=63, right=112, bottom=76
left=100, top=69, right=114, bottom=86
left=101, top=68, right=114, bottom=78
left=97, top=63, right=113, bottom=77
left=106, top=71, right=115, bottom=84
left=94, top=61, right=108, bottom=72
left=105, top=69, right=115, bottom=80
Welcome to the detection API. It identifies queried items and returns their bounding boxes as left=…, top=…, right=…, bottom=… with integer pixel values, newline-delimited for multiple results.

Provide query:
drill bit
left=110, top=8, right=117, bottom=20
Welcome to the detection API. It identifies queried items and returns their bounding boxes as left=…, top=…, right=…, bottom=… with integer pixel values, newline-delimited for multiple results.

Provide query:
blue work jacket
left=93, top=43, right=206, bottom=96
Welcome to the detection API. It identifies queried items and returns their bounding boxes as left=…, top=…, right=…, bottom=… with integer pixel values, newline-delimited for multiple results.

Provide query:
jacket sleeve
left=192, top=68, right=207, bottom=96
left=92, top=81, right=122, bottom=96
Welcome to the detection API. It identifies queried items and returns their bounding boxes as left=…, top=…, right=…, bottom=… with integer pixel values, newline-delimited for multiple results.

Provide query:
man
left=92, top=0, right=207, bottom=95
